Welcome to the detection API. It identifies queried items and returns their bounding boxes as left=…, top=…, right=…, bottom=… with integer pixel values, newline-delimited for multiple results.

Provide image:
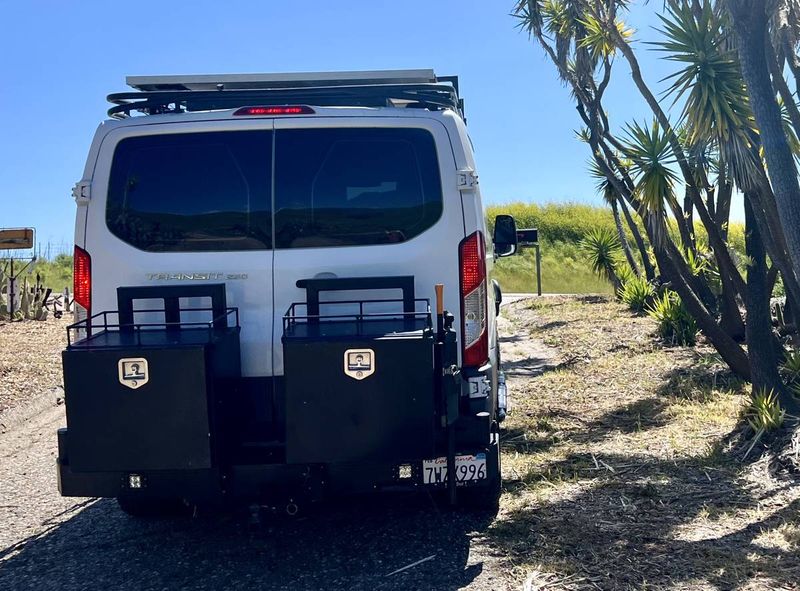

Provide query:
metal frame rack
left=107, top=69, right=463, bottom=119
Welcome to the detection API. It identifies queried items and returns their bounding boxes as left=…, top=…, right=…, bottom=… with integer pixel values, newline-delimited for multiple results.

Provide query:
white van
left=58, top=70, right=520, bottom=516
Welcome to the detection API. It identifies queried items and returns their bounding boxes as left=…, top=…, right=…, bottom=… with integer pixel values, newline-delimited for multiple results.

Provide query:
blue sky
left=0, top=0, right=738, bottom=253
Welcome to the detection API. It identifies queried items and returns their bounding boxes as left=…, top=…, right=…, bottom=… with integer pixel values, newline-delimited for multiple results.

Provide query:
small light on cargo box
left=128, top=474, right=143, bottom=489
left=398, top=464, right=413, bottom=479
left=233, top=105, right=315, bottom=116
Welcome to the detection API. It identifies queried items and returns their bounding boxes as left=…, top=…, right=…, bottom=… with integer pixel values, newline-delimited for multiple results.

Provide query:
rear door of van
left=86, top=120, right=275, bottom=378
left=271, top=117, right=464, bottom=378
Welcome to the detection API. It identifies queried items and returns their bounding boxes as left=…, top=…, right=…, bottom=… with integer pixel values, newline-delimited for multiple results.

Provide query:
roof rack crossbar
left=106, top=77, right=463, bottom=119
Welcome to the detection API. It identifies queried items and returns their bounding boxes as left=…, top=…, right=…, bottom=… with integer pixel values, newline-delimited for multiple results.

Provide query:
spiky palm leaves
left=580, top=227, right=624, bottom=293
left=621, top=120, right=679, bottom=215
left=588, top=159, right=642, bottom=276
left=579, top=11, right=633, bottom=61
left=655, top=0, right=760, bottom=190
left=514, top=0, right=631, bottom=91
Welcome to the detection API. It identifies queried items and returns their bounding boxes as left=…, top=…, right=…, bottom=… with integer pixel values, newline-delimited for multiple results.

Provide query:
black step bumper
left=57, top=428, right=499, bottom=503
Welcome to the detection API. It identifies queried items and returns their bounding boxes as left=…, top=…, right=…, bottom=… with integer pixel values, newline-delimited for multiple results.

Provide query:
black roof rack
left=106, top=69, right=464, bottom=120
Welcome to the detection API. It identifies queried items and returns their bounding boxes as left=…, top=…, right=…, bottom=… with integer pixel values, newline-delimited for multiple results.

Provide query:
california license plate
left=422, top=453, right=487, bottom=485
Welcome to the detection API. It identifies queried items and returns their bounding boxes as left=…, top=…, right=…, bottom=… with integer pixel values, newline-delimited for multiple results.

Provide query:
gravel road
left=0, top=313, right=549, bottom=591
left=0, top=395, right=513, bottom=591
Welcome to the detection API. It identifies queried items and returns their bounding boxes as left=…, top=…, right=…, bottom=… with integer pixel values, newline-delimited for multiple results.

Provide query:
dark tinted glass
left=274, top=128, right=443, bottom=248
left=107, top=131, right=272, bottom=252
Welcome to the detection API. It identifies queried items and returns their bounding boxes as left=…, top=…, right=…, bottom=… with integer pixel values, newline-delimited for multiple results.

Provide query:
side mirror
left=493, top=214, right=518, bottom=257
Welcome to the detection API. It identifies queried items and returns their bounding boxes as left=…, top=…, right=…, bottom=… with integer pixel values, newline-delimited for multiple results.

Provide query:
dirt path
left=0, top=317, right=67, bottom=418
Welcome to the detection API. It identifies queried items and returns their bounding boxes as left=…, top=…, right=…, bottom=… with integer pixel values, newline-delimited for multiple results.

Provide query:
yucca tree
left=654, top=0, right=757, bottom=342
left=595, top=2, right=749, bottom=310
left=588, top=158, right=641, bottom=277
left=655, top=0, right=796, bottom=401
left=514, top=0, right=754, bottom=380
left=515, top=0, right=800, bottom=410
left=656, top=1, right=797, bottom=300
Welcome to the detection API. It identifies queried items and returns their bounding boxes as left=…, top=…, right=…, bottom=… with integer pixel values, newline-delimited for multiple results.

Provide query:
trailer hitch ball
left=285, top=501, right=299, bottom=516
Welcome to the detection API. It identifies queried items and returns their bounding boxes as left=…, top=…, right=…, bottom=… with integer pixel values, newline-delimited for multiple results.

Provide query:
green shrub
left=646, top=290, right=698, bottom=345
left=743, top=388, right=786, bottom=457
left=32, top=254, right=73, bottom=291
left=781, top=349, right=800, bottom=383
left=616, top=264, right=635, bottom=287
left=580, top=227, right=622, bottom=291
left=486, top=201, right=621, bottom=244
left=620, top=276, right=655, bottom=313
left=484, top=201, right=748, bottom=295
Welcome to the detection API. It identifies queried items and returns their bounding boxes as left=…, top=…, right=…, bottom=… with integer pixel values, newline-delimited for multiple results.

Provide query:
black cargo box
left=62, top=285, right=240, bottom=475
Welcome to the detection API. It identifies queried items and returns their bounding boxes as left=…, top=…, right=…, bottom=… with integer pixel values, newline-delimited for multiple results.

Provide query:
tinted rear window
left=107, top=131, right=272, bottom=252
left=274, top=128, right=443, bottom=248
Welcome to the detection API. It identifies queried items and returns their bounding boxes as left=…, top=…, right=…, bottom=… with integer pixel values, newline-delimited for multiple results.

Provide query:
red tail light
left=459, top=231, right=488, bottom=367
left=73, top=245, right=91, bottom=311
left=233, top=105, right=315, bottom=116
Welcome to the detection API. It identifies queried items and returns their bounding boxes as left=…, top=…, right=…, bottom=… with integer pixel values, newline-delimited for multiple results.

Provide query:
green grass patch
left=492, top=240, right=614, bottom=294
left=487, top=201, right=745, bottom=294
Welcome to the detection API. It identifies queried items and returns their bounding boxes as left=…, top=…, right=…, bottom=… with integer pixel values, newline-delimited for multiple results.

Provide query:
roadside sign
left=0, top=228, right=35, bottom=250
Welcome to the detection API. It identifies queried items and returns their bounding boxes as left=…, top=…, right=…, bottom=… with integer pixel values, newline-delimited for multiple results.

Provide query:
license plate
left=422, top=453, right=487, bottom=485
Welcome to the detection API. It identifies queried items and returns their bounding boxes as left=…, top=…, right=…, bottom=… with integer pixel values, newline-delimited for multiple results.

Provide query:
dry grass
left=489, top=296, right=800, bottom=590
left=0, top=318, right=67, bottom=418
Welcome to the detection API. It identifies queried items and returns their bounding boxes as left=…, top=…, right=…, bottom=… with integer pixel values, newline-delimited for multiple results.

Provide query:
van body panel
left=445, top=114, right=498, bottom=365
left=84, top=119, right=275, bottom=377
left=82, top=111, right=478, bottom=378
left=271, top=116, right=464, bottom=375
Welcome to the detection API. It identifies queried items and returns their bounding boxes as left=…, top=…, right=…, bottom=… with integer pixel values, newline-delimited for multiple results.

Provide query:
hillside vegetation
left=3, top=203, right=749, bottom=296
left=487, top=202, right=746, bottom=294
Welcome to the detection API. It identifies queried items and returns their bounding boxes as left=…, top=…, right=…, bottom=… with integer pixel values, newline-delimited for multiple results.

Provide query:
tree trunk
left=744, top=196, right=797, bottom=411
left=748, top=178, right=800, bottom=310
left=732, top=3, right=800, bottom=277
left=767, top=39, right=800, bottom=141
left=683, top=193, right=694, bottom=240
left=719, top=266, right=746, bottom=342
left=619, top=195, right=656, bottom=281
left=611, top=198, right=640, bottom=277
left=715, top=167, right=732, bottom=241
left=668, top=196, right=696, bottom=254
left=648, top=217, right=752, bottom=380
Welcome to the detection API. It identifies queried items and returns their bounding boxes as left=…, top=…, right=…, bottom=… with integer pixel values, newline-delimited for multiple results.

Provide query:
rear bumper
left=57, top=427, right=499, bottom=503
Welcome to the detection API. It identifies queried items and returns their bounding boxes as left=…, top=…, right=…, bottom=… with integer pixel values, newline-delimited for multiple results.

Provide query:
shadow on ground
left=489, top=450, right=800, bottom=589
left=0, top=494, right=495, bottom=591
left=495, top=366, right=799, bottom=587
